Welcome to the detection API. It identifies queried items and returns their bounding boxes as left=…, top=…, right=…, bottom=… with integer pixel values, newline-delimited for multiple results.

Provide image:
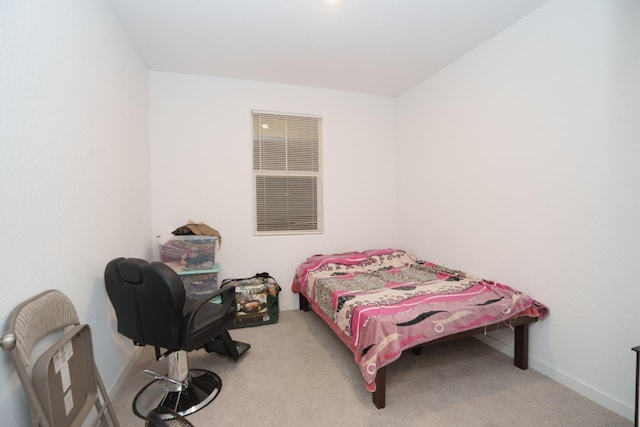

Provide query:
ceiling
left=108, top=0, right=549, bottom=97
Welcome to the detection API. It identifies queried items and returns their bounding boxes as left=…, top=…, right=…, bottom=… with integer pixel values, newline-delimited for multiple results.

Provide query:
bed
left=291, top=248, right=548, bottom=409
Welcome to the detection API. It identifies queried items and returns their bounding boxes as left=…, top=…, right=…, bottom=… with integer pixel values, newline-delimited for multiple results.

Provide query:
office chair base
left=133, top=369, right=222, bottom=419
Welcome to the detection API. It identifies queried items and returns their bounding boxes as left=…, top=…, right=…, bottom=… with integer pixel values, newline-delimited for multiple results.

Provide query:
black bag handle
left=221, top=272, right=281, bottom=292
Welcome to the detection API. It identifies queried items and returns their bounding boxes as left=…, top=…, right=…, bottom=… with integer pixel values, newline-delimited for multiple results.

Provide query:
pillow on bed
left=361, top=249, right=417, bottom=270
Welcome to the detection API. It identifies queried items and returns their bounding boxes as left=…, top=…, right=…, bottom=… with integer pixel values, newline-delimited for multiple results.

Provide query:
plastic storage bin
left=178, top=263, right=221, bottom=300
left=158, top=235, right=216, bottom=272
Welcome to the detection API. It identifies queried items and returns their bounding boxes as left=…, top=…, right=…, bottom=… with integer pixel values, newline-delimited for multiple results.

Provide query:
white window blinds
left=252, top=111, right=323, bottom=234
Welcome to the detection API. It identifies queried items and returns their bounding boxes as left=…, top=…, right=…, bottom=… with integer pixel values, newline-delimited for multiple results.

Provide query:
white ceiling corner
left=107, top=0, right=549, bottom=96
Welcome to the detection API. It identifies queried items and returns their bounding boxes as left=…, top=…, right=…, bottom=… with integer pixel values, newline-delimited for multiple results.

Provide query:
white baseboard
left=475, top=334, right=634, bottom=423
left=108, top=346, right=143, bottom=398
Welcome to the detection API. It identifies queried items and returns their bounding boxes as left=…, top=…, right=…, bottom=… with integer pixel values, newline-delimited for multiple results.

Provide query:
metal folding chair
left=1, top=290, right=119, bottom=427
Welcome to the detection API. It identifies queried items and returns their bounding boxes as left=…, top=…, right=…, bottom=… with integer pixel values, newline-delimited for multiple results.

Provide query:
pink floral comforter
left=292, top=249, right=548, bottom=391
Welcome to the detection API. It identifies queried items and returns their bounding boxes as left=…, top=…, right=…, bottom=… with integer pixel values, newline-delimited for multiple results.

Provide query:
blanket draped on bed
left=292, top=249, right=548, bottom=391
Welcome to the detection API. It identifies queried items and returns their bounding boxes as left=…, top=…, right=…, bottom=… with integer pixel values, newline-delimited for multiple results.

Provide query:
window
left=252, top=111, right=323, bottom=235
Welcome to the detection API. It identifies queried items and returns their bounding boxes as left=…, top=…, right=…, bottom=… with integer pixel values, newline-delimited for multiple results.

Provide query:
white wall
left=149, top=72, right=398, bottom=310
left=397, top=0, right=640, bottom=420
left=3, top=0, right=637, bottom=423
left=0, top=1, right=149, bottom=424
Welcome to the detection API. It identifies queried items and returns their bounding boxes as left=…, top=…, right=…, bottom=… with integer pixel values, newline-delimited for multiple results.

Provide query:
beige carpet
left=111, top=310, right=631, bottom=426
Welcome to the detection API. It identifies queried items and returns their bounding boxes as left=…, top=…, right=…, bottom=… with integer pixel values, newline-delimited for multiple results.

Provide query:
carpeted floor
left=111, top=310, right=631, bottom=426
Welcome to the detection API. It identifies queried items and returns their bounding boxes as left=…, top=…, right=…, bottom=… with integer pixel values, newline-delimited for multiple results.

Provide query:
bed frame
left=298, top=293, right=537, bottom=409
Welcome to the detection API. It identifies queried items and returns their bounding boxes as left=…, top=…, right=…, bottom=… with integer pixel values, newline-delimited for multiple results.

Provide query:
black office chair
left=104, top=257, right=249, bottom=419
left=146, top=406, right=194, bottom=427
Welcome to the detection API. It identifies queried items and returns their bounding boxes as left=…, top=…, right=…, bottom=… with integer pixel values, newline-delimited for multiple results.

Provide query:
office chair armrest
left=182, top=285, right=236, bottom=343
left=191, top=284, right=235, bottom=313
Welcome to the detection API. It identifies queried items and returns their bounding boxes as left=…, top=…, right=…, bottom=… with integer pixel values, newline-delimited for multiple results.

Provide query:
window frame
left=252, top=110, right=324, bottom=236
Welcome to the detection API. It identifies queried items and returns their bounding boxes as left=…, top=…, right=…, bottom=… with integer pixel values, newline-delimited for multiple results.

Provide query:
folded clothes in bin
left=178, top=266, right=221, bottom=300
left=158, top=235, right=216, bottom=272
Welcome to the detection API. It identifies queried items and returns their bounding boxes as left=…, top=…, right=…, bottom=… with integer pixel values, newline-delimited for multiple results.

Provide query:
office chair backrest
left=135, top=261, right=186, bottom=350
left=105, top=257, right=146, bottom=344
left=105, top=258, right=186, bottom=351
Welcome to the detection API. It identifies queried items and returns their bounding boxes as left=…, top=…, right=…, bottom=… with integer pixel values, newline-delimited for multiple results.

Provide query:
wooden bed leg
left=372, top=367, right=386, bottom=409
left=299, top=293, right=310, bottom=312
left=514, top=323, right=529, bottom=370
